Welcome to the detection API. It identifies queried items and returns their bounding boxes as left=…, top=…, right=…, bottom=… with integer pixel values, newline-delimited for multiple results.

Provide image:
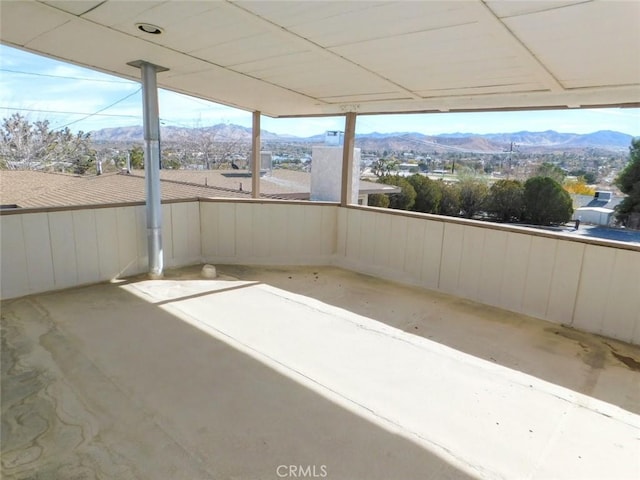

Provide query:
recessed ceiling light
left=136, top=23, right=163, bottom=35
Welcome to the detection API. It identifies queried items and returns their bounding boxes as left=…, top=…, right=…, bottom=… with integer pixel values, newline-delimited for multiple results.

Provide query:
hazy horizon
left=88, top=122, right=637, bottom=139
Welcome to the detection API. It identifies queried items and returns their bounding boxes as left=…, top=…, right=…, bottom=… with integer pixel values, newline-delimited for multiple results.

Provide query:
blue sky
left=1, top=44, right=639, bottom=138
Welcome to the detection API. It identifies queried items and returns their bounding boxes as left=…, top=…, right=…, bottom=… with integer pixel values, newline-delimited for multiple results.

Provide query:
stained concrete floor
left=1, top=265, right=639, bottom=479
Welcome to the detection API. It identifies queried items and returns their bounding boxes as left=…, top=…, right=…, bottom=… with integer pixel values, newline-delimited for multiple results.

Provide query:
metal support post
left=128, top=60, right=168, bottom=278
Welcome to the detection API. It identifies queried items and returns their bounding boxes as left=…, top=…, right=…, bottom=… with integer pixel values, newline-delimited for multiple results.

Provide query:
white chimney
left=310, top=145, right=360, bottom=203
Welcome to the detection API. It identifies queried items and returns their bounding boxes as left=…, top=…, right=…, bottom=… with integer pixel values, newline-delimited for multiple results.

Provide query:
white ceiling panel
left=503, top=1, right=640, bottom=89
left=81, top=1, right=163, bottom=26
left=485, top=1, right=586, bottom=19
left=0, top=1, right=71, bottom=46
left=231, top=51, right=329, bottom=77
left=397, top=66, right=537, bottom=93
left=128, top=3, right=260, bottom=51
left=330, top=23, right=509, bottom=75
left=287, top=2, right=479, bottom=48
left=193, top=34, right=308, bottom=68
left=233, top=1, right=382, bottom=29
left=44, top=1, right=104, bottom=16
left=1, top=0, right=637, bottom=116
left=23, top=18, right=174, bottom=78
left=270, top=66, right=397, bottom=99
left=232, top=51, right=405, bottom=99
left=385, top=53, right=526, bottom=83
left=114, top=1, right=217, bottom=31
left=164, top=68, right=324, bottom=116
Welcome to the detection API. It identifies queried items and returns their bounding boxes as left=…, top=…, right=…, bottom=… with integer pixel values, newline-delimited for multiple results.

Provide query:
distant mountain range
left=90, top=124, right=635, bottom=153
left=91, top=124, right=291, bottom=143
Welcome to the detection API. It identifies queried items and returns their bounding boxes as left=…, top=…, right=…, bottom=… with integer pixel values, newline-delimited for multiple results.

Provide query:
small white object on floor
left=201, top=264, right=217, bottom=279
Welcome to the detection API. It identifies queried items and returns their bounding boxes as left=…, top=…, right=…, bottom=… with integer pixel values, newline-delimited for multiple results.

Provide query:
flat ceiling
left=1, top=0, right=639, bottom=117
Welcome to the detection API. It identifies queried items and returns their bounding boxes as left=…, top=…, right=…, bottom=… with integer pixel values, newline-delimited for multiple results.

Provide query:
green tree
left=407, top=174, right=441, bottom=213
left=367, top=193, right=390, bottom=208
left=129, top=145, right=144, bottom=169
left=378, top=175, right=416, bottom=210
left=163, top=157, right=181, bottom=169
left=535, top=162, right=565, bottom=183
left=371, top=157, right=398, bottom=177
left=458, top=177, right=489, bottom=218
left=486, top=179, right=524, bottom=222
left=523, top=176, right=573, bottom=225
left=615, top=138, right=640, bottom=225
left=438, top=181, right=461, bottom=217
left=569, top=169, right=597, bottom=184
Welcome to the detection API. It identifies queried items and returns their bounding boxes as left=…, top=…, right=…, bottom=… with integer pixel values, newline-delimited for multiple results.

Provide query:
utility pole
left=508, top=142, right=514, bottom=174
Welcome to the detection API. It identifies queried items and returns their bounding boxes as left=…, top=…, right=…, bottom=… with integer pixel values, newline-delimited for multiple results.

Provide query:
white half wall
left=337, top=206, right=640, bottom=345
left=0, top=201, right=202, bottom=299
left=2, top=200, right=638, bottom=345
left=200, top=200, right=337, bottom=266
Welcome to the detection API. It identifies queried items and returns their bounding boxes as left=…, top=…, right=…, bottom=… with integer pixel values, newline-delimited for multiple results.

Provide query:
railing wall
left=199, top=200, right=338, bottom=265
left=337, top=206, right=640, bottom=345
left=0, top=201, right=201, bottom=299
left=2, top=200, right=638, bottom=344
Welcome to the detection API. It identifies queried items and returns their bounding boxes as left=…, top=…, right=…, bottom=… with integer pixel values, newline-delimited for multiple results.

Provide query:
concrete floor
left=1, top=265, right=639, bottom=479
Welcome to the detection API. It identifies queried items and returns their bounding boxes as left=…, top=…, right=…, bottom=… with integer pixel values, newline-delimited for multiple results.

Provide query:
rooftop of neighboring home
left=573, top=191, right=624, bottom=210
left=0, top=169, right=397, bottom=209
left=0, top=170, right=250, bottom=208
left=152, top=168, right=400, bottom=199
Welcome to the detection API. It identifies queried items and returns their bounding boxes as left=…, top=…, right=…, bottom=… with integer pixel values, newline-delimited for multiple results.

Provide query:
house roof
left=0, top=170, right=83, bottom=207
left=1, top=1, right=638, bottom=117
left=572, top=193, right=623, bottom=210
left=0, top=170, right=251, bottom=208
left=152, top=169, right=400, bottom=198
left=576, top=207, right=614, bottom=214
left=0, top=168, right=395, bottom=208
